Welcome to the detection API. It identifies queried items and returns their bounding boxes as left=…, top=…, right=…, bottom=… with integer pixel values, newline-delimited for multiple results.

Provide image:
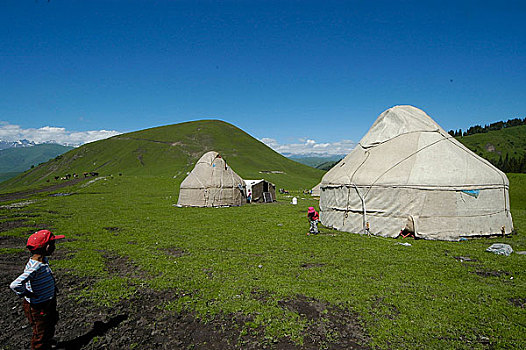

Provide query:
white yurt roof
left=323, top=105, right=508, bottom=190
left=180, top=151, right=244, bottom=189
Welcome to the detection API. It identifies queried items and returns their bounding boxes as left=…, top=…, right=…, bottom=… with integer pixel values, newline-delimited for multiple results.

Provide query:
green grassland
left=1, top=173, right=525, bottom=349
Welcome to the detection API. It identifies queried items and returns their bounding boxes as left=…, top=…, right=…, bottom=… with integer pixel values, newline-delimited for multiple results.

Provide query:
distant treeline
left=447, top=116, right=526, bottom=173
left=490, top=154, right=526, bottom=174
left=448, top=117, right=526, bottom=137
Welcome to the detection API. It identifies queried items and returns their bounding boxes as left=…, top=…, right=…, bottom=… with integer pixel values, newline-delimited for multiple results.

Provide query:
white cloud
left=260, top=137, right=356, bottom=156
left=0, top=122, right=121, bottom=146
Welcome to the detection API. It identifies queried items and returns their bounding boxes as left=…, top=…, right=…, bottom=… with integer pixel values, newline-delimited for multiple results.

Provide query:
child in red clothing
left=307, top=207, right=319, bottom=235
left=10, top=230, right=65, bottom=350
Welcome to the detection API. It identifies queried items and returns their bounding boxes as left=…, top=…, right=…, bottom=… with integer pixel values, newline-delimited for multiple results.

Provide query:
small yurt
left=311, top=183, right=321, bottom=197
left=320, top=105, right=513, bottom=240
left=177, top=151, right=246, bottom=207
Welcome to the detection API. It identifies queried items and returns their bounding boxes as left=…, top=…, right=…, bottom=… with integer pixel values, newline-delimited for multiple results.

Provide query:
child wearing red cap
left=307, top=207, right=319, bottom=235
left=10, top=230, right=65, bottom=350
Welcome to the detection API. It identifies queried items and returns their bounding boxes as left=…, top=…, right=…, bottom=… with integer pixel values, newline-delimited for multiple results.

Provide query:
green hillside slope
left=456, top=125, right=526, bottom=168
left=0, top=120, right=324, bottom=190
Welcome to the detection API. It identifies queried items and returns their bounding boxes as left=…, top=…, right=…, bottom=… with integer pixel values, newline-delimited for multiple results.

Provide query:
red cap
left=308, top=207, right=315, bottom=213
left=26, top=230, right=65, bottom=250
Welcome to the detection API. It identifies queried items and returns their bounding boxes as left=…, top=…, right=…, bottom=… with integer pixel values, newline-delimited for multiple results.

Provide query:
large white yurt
left=320, top=105, right=513, bottom=240
left=177, top=151, right=246, bottom=207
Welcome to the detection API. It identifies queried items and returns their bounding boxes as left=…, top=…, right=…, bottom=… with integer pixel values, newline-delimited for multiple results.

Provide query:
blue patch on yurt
left=461, top=190, right=480, bottom=198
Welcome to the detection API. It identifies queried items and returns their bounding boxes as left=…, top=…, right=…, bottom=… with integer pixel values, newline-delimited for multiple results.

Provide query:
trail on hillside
left=0, top=178, right=86, bottom=202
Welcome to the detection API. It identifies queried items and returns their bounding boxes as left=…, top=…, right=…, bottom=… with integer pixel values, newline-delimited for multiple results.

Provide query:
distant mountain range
left=0, top=139, right=37, bottom=150
left=288, top=155, right=345, bottom=170
left=0, top=143, right=74, bottom=183
left=0, top=139, right=77, bottom=150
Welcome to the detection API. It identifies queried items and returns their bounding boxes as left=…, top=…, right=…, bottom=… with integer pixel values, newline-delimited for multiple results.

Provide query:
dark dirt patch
left=163, top=247, right=189, bottom=258
left=509, top=298, right=525, bottom=308
left=278, top=295, right=369, bottom=349
left=279, top=295, right=327, bottom=320
left=102, top=226, right=121, bottom=232
left=251, top=289, right=272, bottom=303
left=474, top=269, right=510, bottom=278
left=102, top=252, right=150, bottom=279
left=300, top=262, right=326, bottom=269
left=0, top=219, right=30, bottom=232
left=0, top=212, right=40, bottom=219
left=0, top=235, right=27, bottom=249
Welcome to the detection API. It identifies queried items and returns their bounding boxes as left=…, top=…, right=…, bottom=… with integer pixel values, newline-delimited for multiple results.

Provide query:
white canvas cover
left=178, top=151, right=246, bottom=207
left=311, top=183, right=321, bottom=197
left=320, top=105, right=513, bottom=240
left=244, top=179, right=264, bottom=194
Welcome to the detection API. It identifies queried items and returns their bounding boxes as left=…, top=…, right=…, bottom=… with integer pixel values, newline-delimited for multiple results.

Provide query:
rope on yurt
left=443, top=134, right=511, bottom=218
left=210, top=154, right=221, bottom=207
left=229, top=166, right=236, bottom=205
left=191, top=167, right=207, bottom=206
left=349, top=133, right=460, bottom=235
left=362, top=135, right=449, bottom=198
left=342, top=150, right=370, bottom=232
left=359, top=132, right=508, bottom=198
left=217, top=159, right=225, bottom=207
left=351, top=184, right=369, bottom=235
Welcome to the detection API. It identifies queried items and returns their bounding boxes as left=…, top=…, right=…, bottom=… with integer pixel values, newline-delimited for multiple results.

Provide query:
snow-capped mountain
left=0, top=139, right=37, bottom=150
left=0, top=139, right=79, bottom=150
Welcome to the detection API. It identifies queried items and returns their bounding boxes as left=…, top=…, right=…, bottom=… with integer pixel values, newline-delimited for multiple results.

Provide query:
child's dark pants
left=23, top=298, right=58, bottom=350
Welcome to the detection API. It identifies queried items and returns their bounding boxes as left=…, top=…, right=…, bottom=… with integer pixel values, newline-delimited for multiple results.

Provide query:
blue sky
left=1, top=0, right=525, bottom=155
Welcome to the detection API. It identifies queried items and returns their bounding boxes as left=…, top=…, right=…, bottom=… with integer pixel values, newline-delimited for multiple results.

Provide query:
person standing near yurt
left=307, top=207, right=320, bottom=235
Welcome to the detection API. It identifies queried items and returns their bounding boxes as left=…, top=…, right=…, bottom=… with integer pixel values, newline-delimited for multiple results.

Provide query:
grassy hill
left=0, top=144, right=73, bottom=183
left=0, top=120, right=324, bottom=191
left=456, top=125, right=526, bottom=166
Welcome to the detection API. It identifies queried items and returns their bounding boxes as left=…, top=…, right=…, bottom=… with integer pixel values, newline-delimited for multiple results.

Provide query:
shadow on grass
left=56, top=314, right=128, bottom=350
